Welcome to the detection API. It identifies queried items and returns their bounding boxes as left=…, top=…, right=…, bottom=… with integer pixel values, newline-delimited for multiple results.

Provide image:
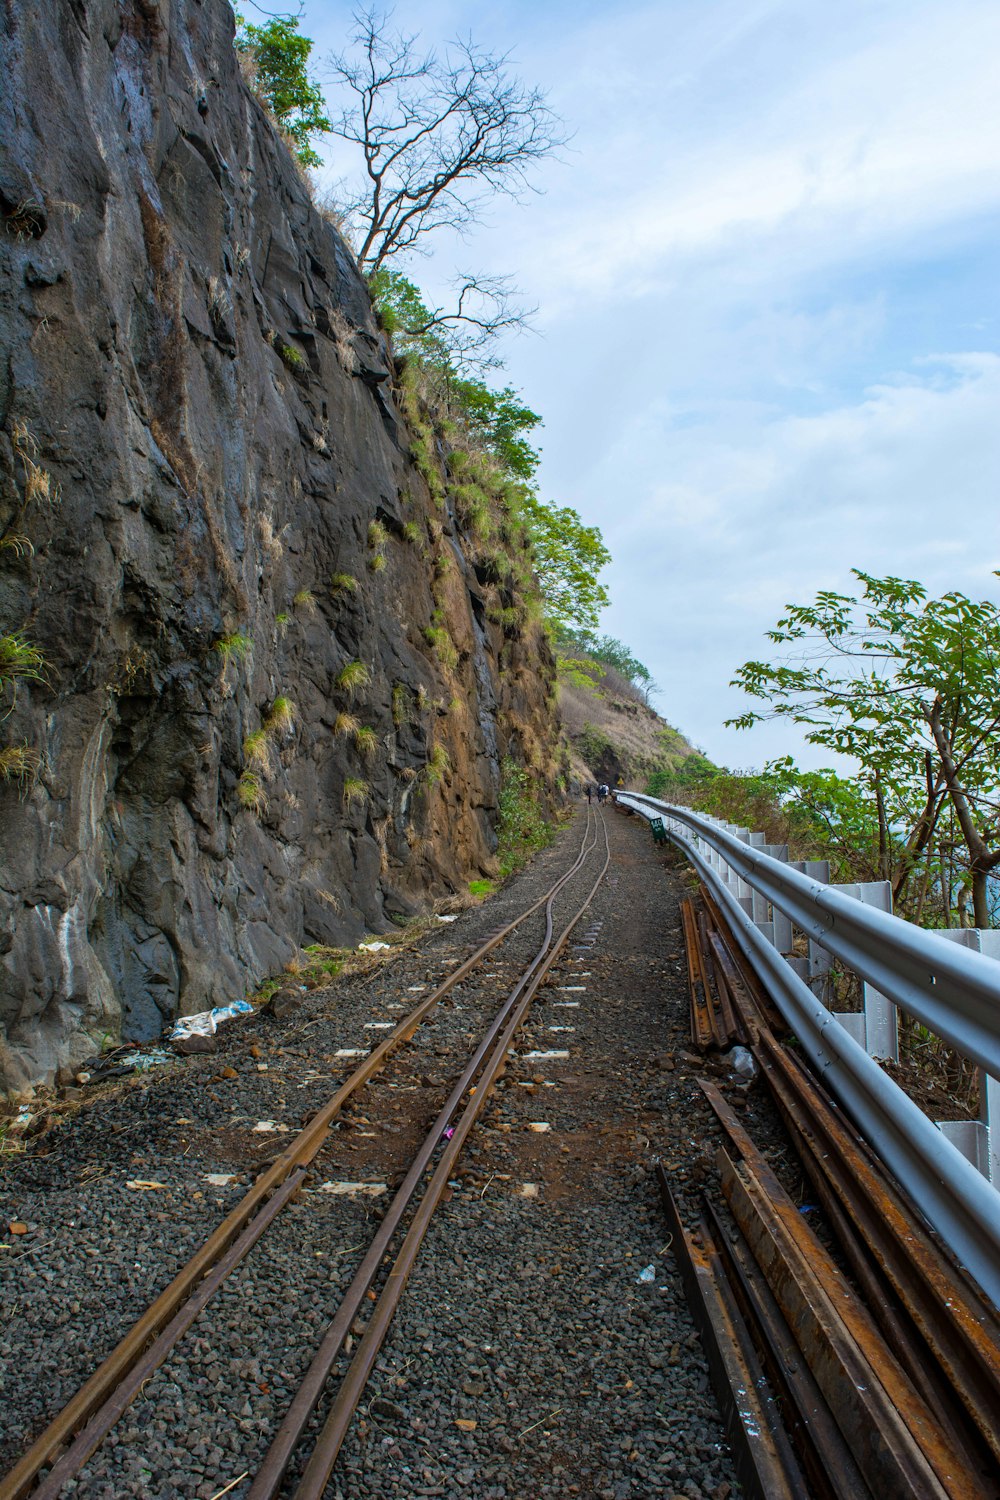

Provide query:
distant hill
left=558, top=657, right=707, bottom=792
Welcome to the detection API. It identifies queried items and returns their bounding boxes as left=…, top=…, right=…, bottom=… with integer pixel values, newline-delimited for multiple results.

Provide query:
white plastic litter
left=437, top=914, right=459, bottom=923
left=636, top=1265, right=656, bottom=1283
left=359, top=941, right=390, bottom=952
left=728, top=1045, right=756, bottom=1079
left=169, top=1000, right=252, bottom=1042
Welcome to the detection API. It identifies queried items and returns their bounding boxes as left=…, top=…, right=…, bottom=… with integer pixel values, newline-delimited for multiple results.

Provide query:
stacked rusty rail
left=620, top=788, right=1000, bottom=1305
left=669, top=892, right=1000, bottom=1500
left=2, top=810, right=611, bottom=1500
left=680, top=897, right=740, bottom=1049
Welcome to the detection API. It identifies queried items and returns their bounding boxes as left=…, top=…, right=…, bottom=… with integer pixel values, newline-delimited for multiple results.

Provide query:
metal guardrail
left=616, top=791, right=1000, bottom=1308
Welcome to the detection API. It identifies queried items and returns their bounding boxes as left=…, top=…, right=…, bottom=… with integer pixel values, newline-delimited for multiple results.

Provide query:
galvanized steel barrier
left=616, top=790, right=1000, bottom=1308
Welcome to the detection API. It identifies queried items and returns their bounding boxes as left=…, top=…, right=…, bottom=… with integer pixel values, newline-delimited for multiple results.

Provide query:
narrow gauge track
left=2, top=808, right=611, bottom=1500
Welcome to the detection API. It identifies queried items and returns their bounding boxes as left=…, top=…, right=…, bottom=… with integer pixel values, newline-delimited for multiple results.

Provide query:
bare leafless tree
left=397, top=273, right=535, bottom=371
left=325, top=9, right=565, bottom=274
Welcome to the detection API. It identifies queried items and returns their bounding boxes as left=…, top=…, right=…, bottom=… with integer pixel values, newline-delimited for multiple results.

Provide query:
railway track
left=2, top=808, right=611, bottom=1500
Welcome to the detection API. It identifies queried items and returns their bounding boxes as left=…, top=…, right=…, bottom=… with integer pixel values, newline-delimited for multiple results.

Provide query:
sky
left=290, top=0, right=1000, bottom=771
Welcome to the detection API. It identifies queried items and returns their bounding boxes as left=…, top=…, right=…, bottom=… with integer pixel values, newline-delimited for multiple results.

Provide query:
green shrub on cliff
left=0, top=632, right=46, bottom=699
left=235, top=16, right=330, bottom=169
left=496, top=756, right=552, bottom=876
left=0, top=743, right=39, bottom=786
left=335, top=660, right=370, bottom=698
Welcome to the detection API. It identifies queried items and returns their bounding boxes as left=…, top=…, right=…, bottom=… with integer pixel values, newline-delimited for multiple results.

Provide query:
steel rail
left=699, top=1196, right=869, bottom=1500
left=693, top=890, right=1000, bottom=1476
left=717, top=1145, right=972, bottom=1499
left=619, top=794, right=1000, bottom=1308
left=703, top=1082, right=982, bottom=1497
left=751, top=1032, right=1000, bottom=1472
left=679, top=898, right=714, bottom=1048
left=29, top=1171, right=308, bottom=1500
left=288, top=815, right=613, bottom=1500
left=621, top=793, right=1000, bottom=1079
left=0, top=810, right=600, bottom=1500
left=247, top=811, right=608, bottom=1497
left=656, top=1168, right=810, bottom=1500
left=682, top=882, right=999, bottom=1488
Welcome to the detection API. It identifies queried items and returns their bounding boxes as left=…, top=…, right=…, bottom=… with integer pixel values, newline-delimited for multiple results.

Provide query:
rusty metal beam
left=718, top=1143, right=979, bottom=1500
left=699, top=886, right=786, bottom=1037
left=656, top=1167, right=809, bottom=1500
left=680, top=898, right=715, bottom=1050
left=700, top=1195, right=871, bottom=1500
left=696, top=887, right=1000, bottom=1478
left=751, top=1029, right=1000, bottom=1476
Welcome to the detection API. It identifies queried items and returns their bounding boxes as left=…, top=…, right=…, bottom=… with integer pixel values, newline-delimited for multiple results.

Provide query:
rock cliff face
left=0, top=0, right=558, bottom=1090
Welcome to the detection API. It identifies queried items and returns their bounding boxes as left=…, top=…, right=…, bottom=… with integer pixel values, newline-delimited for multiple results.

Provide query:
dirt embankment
left=560, top=671, right=696, bottom=790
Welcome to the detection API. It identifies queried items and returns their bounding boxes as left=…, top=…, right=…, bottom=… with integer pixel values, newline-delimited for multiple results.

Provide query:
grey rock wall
left=0, top=0, right=557, bottom=1090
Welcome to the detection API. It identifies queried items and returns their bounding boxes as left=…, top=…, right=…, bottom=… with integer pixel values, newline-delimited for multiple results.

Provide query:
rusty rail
left=265, top=816, right=613, bottom=1500
left=700, top=1194, right=868, bottom=1500
left=656, top=1166, right=810, bottom=1500
left=667, top=877, right=1000, bottom=1499
left=703, top=1079, right=981, bottom=1498
left=698, top=884, right=1000, bottom=1474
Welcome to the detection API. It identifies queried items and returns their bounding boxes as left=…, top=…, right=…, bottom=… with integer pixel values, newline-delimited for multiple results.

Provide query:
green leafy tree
left=236, top=15, right=331, bottom=168
left=729, top=571, right=1000, bottom=926
left=449, top=379, right=541, bottom=482
left=369, top=267, right=529, bottom=375
left=518, top=495, right=611, bottom=634
left=368, top=269, right=452, bottom=364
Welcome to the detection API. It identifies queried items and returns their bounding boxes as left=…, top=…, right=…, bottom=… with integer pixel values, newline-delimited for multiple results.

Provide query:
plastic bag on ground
left=727, top=1045, right=756, bottom=1078
left=169, top=999, right=253, bottom=1042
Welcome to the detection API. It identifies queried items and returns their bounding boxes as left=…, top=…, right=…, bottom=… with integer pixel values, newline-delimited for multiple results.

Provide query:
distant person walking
left=597, top=783, right=609, bottom=804
left=585, top=784, right=592, bottom=804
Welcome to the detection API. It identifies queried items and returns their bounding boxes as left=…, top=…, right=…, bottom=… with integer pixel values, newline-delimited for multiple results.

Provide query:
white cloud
left=471, top=1, right=1000, bottom=309
left=600, top=354, right=1000, bottom=765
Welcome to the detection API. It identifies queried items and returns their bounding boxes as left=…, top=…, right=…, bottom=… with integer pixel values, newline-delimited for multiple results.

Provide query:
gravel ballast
left=0, top=806, right=800, bottom=1499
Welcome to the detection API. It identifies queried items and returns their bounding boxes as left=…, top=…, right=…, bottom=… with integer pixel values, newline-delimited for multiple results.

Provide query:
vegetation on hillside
left=556, top=627, right=700, bottom=790
left=233, top=9, right=677, bottom=853
left=234, top=15, right=330, bottom=167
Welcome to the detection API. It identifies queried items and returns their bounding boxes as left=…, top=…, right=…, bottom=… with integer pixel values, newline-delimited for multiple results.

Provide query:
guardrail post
left=763, top=845, right=791, bottom=952
left=730, top=828, right=753, bottom=917
left=827, top=882, right=899, bottom=1062
left=789, top=860, right=831, bottom=992
left=935, top=930, right=1000, bottom=1182
left=747, top=833, right=771, bottom=936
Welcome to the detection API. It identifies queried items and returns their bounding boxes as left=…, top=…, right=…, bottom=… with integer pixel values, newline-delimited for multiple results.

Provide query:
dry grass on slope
left=560, top=672, right=695, bottom=789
